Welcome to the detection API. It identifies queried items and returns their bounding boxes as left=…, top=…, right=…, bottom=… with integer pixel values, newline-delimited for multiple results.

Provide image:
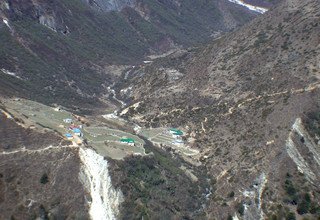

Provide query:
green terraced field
left=4, top=98, right=146, bottom=159
left=85, top=127, right=144, bottom=145
left=138, top=127, right=198, bottom=156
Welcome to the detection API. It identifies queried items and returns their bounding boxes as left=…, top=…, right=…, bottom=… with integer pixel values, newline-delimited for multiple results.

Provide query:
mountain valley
left=0, top=0, right=319, bottom=219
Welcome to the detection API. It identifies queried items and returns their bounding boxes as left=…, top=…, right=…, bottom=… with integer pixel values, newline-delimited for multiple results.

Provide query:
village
left=62, top=110, right=197, bottom=158
left=1, top=98, right=198, bottom=159
left=59, top=114, right=191, bottom=159
left=62, top=115, right=143, bottom=147
left=0, top=98, right=147, bottom=159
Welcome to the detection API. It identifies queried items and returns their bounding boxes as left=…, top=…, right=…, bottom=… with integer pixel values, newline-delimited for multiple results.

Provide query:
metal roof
left=73, top=128, right=81, bottom=133
left=120, top=138, right=135, bottom=143
left=170, top=128, right=183, bottom=135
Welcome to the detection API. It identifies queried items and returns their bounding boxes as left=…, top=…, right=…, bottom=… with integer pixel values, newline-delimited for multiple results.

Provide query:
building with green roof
left=120, top=138, right=135, bottom=146
left=169, top=128, right=183, bottom=136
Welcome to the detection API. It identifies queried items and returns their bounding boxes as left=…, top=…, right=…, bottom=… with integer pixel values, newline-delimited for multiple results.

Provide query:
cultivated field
left=139, top=128, right=198, bottom=156
left=83, top=126, right=145, bottom=158
left=4, top=99, right=73, bottom=134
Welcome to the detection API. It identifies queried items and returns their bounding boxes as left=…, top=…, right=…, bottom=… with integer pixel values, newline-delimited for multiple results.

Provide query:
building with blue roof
left=65, top=133, right=73, bottom=140
left=72, top=128, right=83, bottom=137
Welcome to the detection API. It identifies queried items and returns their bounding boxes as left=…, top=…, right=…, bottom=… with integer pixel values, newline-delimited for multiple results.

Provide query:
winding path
left=0, top=144, right=78, bottom=156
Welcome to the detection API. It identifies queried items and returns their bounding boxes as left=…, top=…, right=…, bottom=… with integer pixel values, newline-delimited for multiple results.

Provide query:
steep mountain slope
left=109, top=140, right=209, bottom=219
left=0, top=114, right=90, bottom=219
left=0, top=0, right=256, bottom=108
left=84, top=0, right=135, bottom=11
left=120, top=0, right=320, bottom=218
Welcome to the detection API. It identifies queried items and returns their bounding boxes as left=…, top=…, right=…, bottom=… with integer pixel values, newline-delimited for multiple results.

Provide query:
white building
left=63, top=118, right=73, bottom=123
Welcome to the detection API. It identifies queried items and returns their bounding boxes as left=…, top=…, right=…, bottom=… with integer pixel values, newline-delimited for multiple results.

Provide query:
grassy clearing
left=140, top=127, right=180, bottom=144
left=4, top=99, right=73, bottom=134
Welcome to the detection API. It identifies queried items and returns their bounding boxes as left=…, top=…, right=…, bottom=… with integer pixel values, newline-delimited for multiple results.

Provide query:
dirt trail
left=0, top=109, right=13, bottom=119
left=0, top=144, right=78, bottom=156
left=197, top=82, right=320, bottom=134
left=225, top=82, right=320, bottom=116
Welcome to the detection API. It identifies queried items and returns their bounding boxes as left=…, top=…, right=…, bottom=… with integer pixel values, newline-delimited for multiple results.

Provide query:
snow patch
left=228, top=0, right=268, bottom=13
left=39, top=15, right=57, bottom=31
left=1, top=68, right=21, bottom=79
left=4, top=2, right=10, bottom=9
left=3, top=18, right=9, bottom=26
left=79, top=147, right=123, bottom=220
left=2, top=18, right=11, bottom=29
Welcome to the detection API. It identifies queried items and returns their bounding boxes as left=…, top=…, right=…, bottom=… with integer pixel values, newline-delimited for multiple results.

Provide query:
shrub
left=39, top=205, right=49, bottom=220
left=40, top=173, right=49, bottom=184
left=285, top=179, right=296, bottom=196
left=286, top=212, right=296, bottom=220
left=296, top=193, right=312, bottom=215
left=297, top=200, right=309, bottom=215
left=309, top=202, right=320, bottom=214
left=236, top=203, right=245, bottom=216
left=229, top=191, right=235, bottom=198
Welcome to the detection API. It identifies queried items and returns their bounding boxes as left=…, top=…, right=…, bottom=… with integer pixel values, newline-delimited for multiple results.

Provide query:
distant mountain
left=224, top=0, right=282, bottom=14
left=0, top=0, right=256, bottom=109
left=120, top=0, right=320, bottom=218
left=243, top=0, right=278, bottom=8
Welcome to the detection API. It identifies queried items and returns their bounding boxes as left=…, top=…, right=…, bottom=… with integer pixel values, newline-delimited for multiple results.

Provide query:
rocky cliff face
left=286, top=118, right=320, bottom=184
left=79, top=147, right=124, bottom=220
